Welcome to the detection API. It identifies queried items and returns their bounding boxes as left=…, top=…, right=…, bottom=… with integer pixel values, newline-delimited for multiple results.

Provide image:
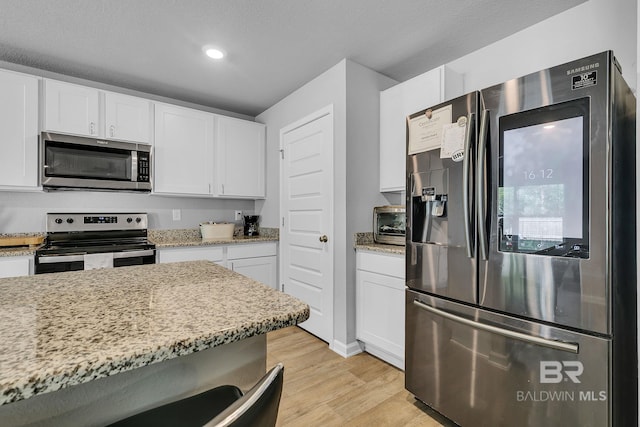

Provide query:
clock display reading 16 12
left=523, top=169, right=554, bottom=180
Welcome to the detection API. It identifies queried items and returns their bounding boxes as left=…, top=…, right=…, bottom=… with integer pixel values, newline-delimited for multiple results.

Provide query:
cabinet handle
left=110, top=125, right=115, bottom=138
left=90, top=122, right=96, bottom=135
left=221, top=184, right=225, bottom=194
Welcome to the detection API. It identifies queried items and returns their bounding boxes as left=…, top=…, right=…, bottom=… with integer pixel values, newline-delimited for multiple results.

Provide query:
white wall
left=448, top=0, right=637, bottom=93
left=0, top=192, right=254, bottom=233
left=343, top=61, right=396, bottom=348
left=256, top=59, right=394, bottom=352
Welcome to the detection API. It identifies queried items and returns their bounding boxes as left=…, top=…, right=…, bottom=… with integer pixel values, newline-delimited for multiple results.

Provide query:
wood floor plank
left=267, top=326, right=449, bottom=427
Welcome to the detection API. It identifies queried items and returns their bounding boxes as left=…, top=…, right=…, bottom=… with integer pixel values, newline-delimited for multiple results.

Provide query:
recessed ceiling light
left=204, top=46, right=225, bottom=60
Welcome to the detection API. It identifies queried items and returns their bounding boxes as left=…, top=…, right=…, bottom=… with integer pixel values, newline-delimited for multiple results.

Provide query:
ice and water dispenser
left=410, top=169, right=449, bottom=245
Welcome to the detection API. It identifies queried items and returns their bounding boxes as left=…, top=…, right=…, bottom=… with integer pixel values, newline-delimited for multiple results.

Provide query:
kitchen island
left=0, top=260, right=309, bottom=426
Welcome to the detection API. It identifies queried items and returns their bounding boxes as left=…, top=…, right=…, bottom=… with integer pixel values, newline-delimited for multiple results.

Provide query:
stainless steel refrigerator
left=405, top=51, right=636, bottom=426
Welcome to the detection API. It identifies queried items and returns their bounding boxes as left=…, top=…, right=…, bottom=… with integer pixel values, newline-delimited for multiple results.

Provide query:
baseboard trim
left=330, top=339, right=363, bottom=358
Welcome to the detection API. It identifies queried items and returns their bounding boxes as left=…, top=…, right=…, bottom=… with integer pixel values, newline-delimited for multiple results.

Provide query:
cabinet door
left=229, top=256, right=277, bottom=289
left=157, top=247, right=225, bottom=266
left=154, top=103, right=214, bottom=196
left=215, top=116, right=265, bottom=198
left=0, top=70, right=39, bottom=189
left=104, top=92, right=152, bottom=143
left=43, top=79, right=100, bottom=137
left=356, top=269, right=405, bottom=369
left=379, top=66, right=462, bottom=192
left=0, top=256, right=32, bottom=278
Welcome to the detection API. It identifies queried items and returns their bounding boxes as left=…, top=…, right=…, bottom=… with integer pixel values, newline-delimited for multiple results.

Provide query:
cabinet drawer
left=227, top=242, right=277, bottom=260
left=357, top=251, right=405, bottom=279
left=158, top=247, right=224, bottom=264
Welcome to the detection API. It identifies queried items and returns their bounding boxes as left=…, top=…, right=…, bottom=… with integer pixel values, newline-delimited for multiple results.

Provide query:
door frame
left=279, top=104, right=334, bottom=344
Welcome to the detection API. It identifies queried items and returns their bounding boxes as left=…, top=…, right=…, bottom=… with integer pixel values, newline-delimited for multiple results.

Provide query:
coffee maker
left=243, top=215, right=260, bottom=236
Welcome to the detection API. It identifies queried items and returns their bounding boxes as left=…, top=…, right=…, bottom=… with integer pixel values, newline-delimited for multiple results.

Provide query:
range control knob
left=55, top=218, right=63, bottom=224
left=66, top=218, right=74, bottom=224
left=126, top=217, right=133, bottom=223
left=135, top=217, right=142, bottom=223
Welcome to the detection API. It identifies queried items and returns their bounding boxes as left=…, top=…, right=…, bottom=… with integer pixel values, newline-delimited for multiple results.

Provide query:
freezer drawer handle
left=412, top=299, right=579, bottom=354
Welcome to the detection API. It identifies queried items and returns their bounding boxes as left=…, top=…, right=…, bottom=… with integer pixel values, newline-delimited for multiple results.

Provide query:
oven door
left=40, top=132, right=151, bottom=191
left=35, top=249, right=156, bottom=274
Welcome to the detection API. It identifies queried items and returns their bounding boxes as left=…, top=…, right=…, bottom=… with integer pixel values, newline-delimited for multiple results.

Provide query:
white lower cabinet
left=356, top=250, right=405, bottom=370
left=0, top=256, right=33, bottom=278
left=228, top=243, right=277, bottom=289
left=157, top=243, right=277, bottom=289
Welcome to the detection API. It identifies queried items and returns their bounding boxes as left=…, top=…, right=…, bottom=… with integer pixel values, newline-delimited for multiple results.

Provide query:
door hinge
left=280, top=149, right=284, bottom=160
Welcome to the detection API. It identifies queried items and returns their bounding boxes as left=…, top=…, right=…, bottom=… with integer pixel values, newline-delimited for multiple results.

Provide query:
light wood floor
left=267, top=326, right=455, bottom=427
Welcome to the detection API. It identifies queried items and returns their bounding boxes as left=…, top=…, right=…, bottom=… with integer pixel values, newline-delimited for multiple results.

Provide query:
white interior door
left=280, top=106, right=333, bottom=343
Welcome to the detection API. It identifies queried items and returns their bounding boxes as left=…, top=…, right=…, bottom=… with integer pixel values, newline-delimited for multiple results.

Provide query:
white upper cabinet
left=43, top=79, right=152, bottom=143
left=214, top=116, right=266, bottom=199
left=43, top=79, right=100, bottom=137
left=154, top=103, right=214, bottom=196
left=0, top=70, right=39, bottom=189
left=379, top=65, right=463, bottom=192
left=104, top=92, right=152, bottom=143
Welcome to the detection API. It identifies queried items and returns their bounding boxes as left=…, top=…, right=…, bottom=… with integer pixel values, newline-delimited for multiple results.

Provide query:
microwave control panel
left=137, top=152, right=150, bottom=182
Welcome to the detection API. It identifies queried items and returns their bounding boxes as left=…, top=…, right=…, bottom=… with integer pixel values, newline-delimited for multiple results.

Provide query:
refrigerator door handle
left=477, top=109, right=490, bottom=261
left=462, top=112, right=475, bottom=258
left=412, top=299, right=579, bottom=354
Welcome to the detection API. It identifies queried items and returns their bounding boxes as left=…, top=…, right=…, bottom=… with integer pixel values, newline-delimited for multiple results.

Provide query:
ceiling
left=0, top=0, right=585, bottom=117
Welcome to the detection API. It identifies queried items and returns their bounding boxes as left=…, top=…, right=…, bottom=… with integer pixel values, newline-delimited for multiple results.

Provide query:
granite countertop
left=0, top=228, right=280, bottom=257
left=0, top=260, right=309, bottom=405
left=148, top=227, right=279, bottom=248
left=353, top=232, right=405, bottom=255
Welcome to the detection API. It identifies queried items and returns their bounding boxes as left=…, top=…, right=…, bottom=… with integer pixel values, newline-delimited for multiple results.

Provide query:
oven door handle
left=112, top=249, right=155, bottom=259
left=37, top=249, right=155, bottom=264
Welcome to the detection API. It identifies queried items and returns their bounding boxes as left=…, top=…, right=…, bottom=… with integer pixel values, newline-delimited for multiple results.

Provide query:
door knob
left=319, top=235, right=328, bottom=243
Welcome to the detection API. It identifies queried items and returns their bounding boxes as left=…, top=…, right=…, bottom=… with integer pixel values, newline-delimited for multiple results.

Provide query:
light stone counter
left=0, top=260, right=308, bottom=408
left=148, top=227, right=278, bottom=248
left=353, top=232, right=405, bottom=255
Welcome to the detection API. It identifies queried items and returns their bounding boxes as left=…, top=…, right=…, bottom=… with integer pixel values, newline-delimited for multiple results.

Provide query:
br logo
left=540, top=361, right=584, bottom=384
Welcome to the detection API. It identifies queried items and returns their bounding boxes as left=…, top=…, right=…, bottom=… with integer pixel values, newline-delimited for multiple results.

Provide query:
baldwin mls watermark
left=516, top=361, right=607, bottom=402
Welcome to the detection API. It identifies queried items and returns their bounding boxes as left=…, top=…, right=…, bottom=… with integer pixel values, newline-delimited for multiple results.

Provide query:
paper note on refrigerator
left=407, top=105, right=452, bottom=155
left=440, top=119, right=467, bottom=160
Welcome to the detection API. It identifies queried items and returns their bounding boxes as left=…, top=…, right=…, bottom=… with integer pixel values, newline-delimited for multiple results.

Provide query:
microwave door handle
left=477, top=109, right=490, bottom=261
left=462, top=112, right=475, bottom=258
left=131, top=150, right=138, bottom=182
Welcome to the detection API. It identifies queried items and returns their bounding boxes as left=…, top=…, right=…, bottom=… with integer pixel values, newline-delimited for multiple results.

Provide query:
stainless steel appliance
left=243, top=215, right=260, bottom=236
left=373, top=205, right=405, bottom=245
left=405, top=51, right=636, bottom=426
left=35, top=213, right=156, bottom=274
left=40, top=132, right=152, bottom=192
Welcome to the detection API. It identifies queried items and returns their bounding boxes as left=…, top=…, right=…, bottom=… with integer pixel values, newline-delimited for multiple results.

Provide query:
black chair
left=108, top=363, right=284, bottom=427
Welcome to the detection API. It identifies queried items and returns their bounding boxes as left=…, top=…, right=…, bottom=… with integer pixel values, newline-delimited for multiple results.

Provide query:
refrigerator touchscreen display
left=498, top=99, right=589, bottom=258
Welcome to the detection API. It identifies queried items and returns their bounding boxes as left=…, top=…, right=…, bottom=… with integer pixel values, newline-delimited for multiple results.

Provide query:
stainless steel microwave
left=373, top=205, right=406, bottom=245
left=40, top=132, right=152, bottom=192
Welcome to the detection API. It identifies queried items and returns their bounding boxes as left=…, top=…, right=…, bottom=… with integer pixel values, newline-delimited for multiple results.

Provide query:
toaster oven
left=373, top=206, right=406, bottom=246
